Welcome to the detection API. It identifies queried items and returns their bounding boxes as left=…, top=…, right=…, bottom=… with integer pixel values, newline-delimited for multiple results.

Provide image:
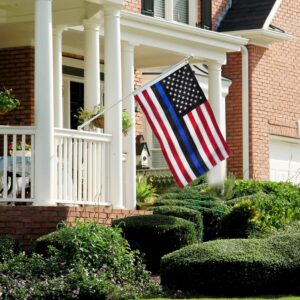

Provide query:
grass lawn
left=146, top=297, right=300, bottom=300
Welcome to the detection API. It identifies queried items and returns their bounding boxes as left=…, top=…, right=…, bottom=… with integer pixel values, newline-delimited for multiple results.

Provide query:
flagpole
left=78, top=55, right=193, bottom=130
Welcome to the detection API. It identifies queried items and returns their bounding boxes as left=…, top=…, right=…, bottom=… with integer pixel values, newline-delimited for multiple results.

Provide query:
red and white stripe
left=135, top=87, right=197, bottom=187
left=183, top=100, right=230, bottom=170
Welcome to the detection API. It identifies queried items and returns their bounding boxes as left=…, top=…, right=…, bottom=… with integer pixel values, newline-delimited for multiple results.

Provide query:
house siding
left=223, top=0, right=300, bottom=180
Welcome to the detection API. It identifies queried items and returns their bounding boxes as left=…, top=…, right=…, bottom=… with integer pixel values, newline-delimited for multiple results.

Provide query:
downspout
left=241, top=45, right=249, bottom=179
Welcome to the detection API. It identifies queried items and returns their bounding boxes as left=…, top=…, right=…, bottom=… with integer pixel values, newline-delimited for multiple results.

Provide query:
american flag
left=134, top=62, right=230, bottom=187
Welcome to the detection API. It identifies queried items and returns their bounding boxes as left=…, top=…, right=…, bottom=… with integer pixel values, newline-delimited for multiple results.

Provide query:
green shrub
left=22, top=222, right=160, bottom=299
left=112, top=214, right=197, bottom=272
left=201, top=208, right=226, bottom=241
left=136, top=177, right=157, bottom=207
left=146, top=175, right=175, bottom=193
left=161, top=233, right=300, bottom=296
left=153, top=199, right=195, bottom=207
left=152, top=206, right=204, bottom=241
left=152, top=199, right=228, bottom=241
left=0, top=252, right=161, bottom=300
left=220, top=199, right=260, bottom=238
left=0, top=236, right=20, bottom=263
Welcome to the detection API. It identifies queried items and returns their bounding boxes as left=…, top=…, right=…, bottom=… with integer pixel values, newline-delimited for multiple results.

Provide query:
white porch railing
left=0, top=126, right=35, bottom=204
left=54, top=128, right=112, bottom=206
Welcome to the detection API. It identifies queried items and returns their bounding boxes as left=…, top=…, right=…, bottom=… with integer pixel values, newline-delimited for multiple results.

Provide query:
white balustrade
left=0, top=126, right=35, bottom=204
left=54, top=128, right=112, bottom=205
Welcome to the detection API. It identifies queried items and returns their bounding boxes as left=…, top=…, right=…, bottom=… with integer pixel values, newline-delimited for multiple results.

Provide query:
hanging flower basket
left=0, top=88, right=20, bottom=115
left=92, top=116, right=104, bottom=128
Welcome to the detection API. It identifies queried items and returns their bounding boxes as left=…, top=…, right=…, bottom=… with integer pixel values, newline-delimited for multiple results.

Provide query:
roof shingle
left=218, top=0, right=277, bottom=32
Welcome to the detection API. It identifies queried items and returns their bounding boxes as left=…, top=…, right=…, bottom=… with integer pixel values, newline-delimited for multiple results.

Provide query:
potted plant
left=9, top=141, right=31, bottom=156
left=76, top=105, right=105, bottom=129
left=0, top=88, right=20, bottom=115
left=76, top=105, right=133, bottom=134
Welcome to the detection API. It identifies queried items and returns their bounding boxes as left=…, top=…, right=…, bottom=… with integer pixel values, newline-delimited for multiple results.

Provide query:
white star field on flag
left=161, top=65, right=206, bottom=116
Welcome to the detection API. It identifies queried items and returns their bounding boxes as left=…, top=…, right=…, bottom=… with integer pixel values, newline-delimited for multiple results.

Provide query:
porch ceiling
left=0, top=1, right=248, bottom=68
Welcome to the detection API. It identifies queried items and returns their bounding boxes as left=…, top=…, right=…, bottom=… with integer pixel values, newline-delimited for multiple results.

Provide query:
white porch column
left=84, top=21, right=100, bottom=110
left=207, top=61, right=227, bottom=185
left=35, top=0, right=55, bottom=205
left=122, top=42, right=136, bottom=210
left=53, top=26, right=64, bottom=128
left=104, top=5, right=123, bottom=208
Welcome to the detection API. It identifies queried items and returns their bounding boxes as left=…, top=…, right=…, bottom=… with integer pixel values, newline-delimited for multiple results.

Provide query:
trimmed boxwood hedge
left=160, top=233, right=300, bottom=296
left=152, top=198, right=229, bottom=241
left=152, top=206, right=203, bottom=241
left=112, top=214, right=197, bottom=272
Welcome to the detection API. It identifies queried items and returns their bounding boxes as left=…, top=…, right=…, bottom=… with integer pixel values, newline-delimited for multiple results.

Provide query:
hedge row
left=160, top=233, right=300, bottom=296
left=152, top=206, right=204, bottom=241
left=112, top=214, right=197, bottom=272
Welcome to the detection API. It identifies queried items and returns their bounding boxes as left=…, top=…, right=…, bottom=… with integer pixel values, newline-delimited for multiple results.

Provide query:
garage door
left=269, top=138, right=300, bottom=184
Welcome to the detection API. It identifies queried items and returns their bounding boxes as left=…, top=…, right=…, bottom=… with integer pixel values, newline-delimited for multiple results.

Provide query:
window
left=141, top=0, right=165, bottom=18
left=154, top=0, right=165, bottom=18
left=173, top=0, right=188, bottom=24
left=142, top=0, right=196, bottom=26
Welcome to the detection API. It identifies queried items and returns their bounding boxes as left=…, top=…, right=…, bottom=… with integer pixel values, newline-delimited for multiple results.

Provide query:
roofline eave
left=121, top=11, right=248, bottom=62
left=223, top=28, right=293, bottom=48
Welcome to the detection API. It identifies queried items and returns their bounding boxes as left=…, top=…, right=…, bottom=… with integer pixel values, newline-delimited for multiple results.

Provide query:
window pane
left=154, top=0, right=165, bottom=18
left=173, top=0, right=189, bottom=24
left=152, top=150, right=168, bottom=168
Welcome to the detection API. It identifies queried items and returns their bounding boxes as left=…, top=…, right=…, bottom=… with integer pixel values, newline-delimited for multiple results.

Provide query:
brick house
left=219, top=0, right=298, bottom=183
left=137, top=0, right=299, bottom=185
left=1, top=0, right=297, bottom=211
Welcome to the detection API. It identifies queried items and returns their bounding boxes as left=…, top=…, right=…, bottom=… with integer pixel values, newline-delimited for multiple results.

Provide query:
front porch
left=0, top=0, right=247, bottom=208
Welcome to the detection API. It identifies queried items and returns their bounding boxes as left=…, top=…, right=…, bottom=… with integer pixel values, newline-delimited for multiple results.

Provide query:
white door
left=269, top=138, right=300, bottom=184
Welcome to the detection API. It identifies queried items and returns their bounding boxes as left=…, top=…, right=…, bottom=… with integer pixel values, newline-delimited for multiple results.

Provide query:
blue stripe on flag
left=155, top=82, right=206, bottom=175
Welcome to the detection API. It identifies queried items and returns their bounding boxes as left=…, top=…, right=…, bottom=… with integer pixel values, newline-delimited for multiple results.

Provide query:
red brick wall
left=224, top=0, right=300, bottom=180
left=134, top=70, right=144, bottom=136
left=0, top=206, right=152, bottom=249
left=123, top=0, right=141, bottom=13
left=223, top=51, right=243, bottom=178
left=0, top=47, right=35, bottom=126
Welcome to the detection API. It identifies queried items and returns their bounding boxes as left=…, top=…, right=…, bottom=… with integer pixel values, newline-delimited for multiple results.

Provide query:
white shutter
left=173, top=0, right=189, bottom=24
left=154, top=0, right=165, bottom=18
